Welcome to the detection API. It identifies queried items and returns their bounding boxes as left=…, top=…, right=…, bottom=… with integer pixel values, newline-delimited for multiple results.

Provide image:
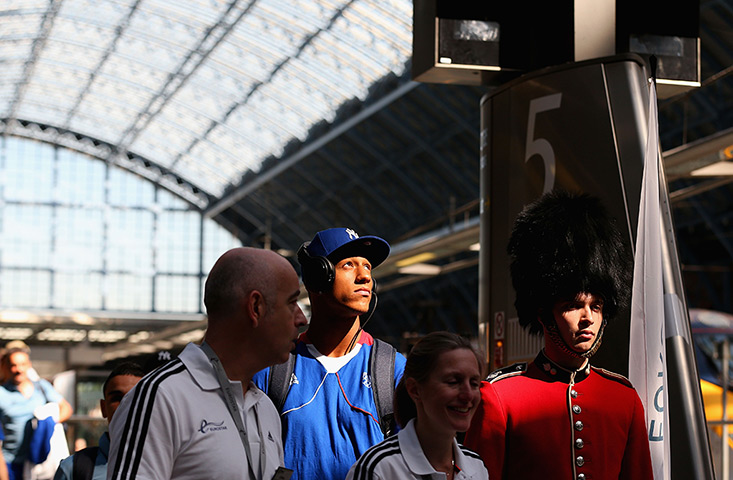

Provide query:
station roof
left=0, top=0, right=412, bottom=204
left=1, top=0, right=732, bottom=359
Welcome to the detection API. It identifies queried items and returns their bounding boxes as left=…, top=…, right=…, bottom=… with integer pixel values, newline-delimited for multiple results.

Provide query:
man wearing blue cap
left=253, top=227, right=406, bottom=480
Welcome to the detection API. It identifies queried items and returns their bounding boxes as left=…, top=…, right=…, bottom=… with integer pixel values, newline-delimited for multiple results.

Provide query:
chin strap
left=542, top=315, right=607, bottom=359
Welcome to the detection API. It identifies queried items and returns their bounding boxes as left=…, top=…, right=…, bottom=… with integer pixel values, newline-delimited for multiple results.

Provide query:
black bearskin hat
left=507, top=190, right=632, bottom=335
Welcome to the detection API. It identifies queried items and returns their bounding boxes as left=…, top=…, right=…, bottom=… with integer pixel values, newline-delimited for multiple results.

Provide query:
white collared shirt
left=346, top=419, right=488, bottom=480
left=107, top=343, right=284, bottom=480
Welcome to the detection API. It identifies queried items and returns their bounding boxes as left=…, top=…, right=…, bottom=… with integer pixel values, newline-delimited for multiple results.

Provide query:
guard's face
left=330, top=256, right=373, bottom=314
left=551, top=292, right=604, bottom=354
left=409, top=348, right=481, bottom=436
left=101, top=374, right=142, bottom=424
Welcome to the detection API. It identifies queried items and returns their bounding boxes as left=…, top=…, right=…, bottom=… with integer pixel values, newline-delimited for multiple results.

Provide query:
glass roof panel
left=184, top=64, right=247, bottom=111
left=0, top=136, right=242, bottom=322
left=0, top=0, right=415, bottom=197
left=204, top=40, right=264, bottom=87
left=174, top=153, right=233, bottom=194
left=140, top=103, right=209, bottom=148
left=228, top=19, right=293, bottom=76
left=0, top=5, right=43, bottom=36
left=5, top=0, right=46, bottom=9
left=0, top=38, right=33, bottom=63
left=133, top=119, right=196, bottom=168
left=93, top=65, right=160, bottom=104
left=0, top=41, right=32, bottom=117
left=109, top=36, right=181, bottom=79
left=15, top=101, right=69, bottom=129
left=218, top=109, right=279, bottom=159
left=58, top=0, right=133, bottom=26
left=30, top=53, right=94, bottom=87
left=22, top=69, right=85, bottom=113
left=255, top=78, right=332, bottom=131
left=50, top=15, right=115, bottom=52
left=66, top=116, right=122, bottom=146
left=0, top=77, right=24, bottom=112
left=260, top=0, right=336, bottom=42
left=128, top=2, right=204, bottom=53
left=206, top=126, right=270, bottom=172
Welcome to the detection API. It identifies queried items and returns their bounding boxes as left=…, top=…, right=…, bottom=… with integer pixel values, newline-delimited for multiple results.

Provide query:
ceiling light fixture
left=398, top=263, right=442, bottom=275
left=690, top=161, right=733, bottom=177
left=395, top=252, right=437, bottom=268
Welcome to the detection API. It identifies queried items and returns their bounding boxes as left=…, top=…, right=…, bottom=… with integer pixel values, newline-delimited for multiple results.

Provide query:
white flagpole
left=628, top=78, right=670, bottom=480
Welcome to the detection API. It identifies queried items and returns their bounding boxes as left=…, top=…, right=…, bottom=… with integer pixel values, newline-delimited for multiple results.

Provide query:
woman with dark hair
left=346, top=332, right=488, bottom=480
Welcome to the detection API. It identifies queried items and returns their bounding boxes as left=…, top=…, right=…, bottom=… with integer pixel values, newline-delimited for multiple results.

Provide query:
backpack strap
left=267, top=353, right=296, bottom=412
left=370, top=339, right=396, bottom=438
left=266, top=341, right=397, bottom=438
left=35, top=381, right=49, bottom=403
left=72, top=446, right=99, bottom=480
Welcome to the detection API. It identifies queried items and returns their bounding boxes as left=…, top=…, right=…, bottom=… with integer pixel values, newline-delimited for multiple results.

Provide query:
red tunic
left=464, top=351, right=653, bottom=480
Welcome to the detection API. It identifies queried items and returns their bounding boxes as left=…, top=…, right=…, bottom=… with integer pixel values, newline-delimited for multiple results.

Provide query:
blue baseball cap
left=305, top=228, right=390, bottom=267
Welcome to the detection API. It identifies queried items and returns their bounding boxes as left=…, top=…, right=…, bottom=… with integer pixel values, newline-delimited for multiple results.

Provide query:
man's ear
left=100, top=398, right=108, bottom=421
left=248, top=290, right=265, bottom=327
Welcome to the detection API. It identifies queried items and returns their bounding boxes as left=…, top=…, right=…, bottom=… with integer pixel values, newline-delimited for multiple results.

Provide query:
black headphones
left=297, top=241, right=377, bottom=295
left=297, top=242, right=335, bottom=294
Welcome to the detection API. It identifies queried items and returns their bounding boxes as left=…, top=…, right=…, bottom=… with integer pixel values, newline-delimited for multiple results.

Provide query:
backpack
left=71, top=446, right=99, bottom=480
left=267, top=338, right=397, bottom=437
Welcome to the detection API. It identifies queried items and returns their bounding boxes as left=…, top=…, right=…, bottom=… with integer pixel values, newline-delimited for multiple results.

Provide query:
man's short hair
left=2, top=347, right=30, bottom=365
left=205, top=251, right=252, bottom=317
left=5, top=340, right=31, bottom=354
left=204, top=248, right=278, bottom=317
left=102, top=361, right=145, bottom=395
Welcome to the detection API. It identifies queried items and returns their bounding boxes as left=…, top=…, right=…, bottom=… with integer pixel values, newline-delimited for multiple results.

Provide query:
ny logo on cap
left=345, top=228, right=359, bottom=240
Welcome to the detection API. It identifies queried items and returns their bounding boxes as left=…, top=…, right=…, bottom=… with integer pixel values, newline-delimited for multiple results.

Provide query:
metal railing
left=706, top=339, right=733, bottom=480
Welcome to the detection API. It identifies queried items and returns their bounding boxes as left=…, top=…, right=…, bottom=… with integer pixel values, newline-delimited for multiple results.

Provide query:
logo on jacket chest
left=199, top=419, right=228, bottom=433
left=362, top=372, right=372, bottom=389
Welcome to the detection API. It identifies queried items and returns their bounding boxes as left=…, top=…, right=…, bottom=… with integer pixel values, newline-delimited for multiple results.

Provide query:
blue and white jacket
left=253, top=331, right=406, bottom=480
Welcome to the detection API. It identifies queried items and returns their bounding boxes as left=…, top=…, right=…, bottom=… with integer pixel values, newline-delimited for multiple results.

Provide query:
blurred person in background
left=0, top=343, right=39, bottom=384
left=0, top=347, right=73, bottom=480
left=53, top=362, right=143, bottom=480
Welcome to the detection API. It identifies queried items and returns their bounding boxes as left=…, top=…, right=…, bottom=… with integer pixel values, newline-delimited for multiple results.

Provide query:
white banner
left=628, top=80, right=671, bottom=480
